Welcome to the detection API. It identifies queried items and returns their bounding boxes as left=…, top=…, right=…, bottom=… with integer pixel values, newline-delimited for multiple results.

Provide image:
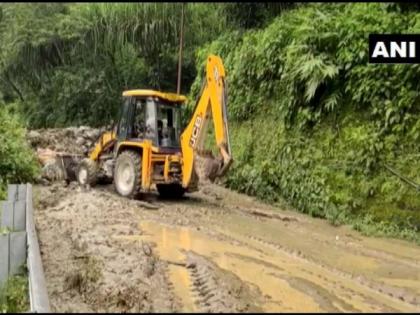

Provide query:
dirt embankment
left=28, top=128, right=420, bottom=312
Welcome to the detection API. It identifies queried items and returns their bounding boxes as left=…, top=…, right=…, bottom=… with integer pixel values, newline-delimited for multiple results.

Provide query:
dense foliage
left=0, top=3, right=226, bottom=127
left=0, top=105, right=39, bottom=199
left=190, top=3, right=420, bottom=241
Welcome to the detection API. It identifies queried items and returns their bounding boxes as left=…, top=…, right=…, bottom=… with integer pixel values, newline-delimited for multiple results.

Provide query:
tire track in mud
left=201, top=227, right=411, bottom=312
left=183, top=197, right=417, bottom=312
left=281, top=224, right=420, bottom=270
left=139, top=219, right=344, bottom=312
left=244, top=234, right=418, bottom=310
left=184, top=252, right=265, bottom=313
left=221, top=252, right=344, bottom=311
left=184, top=230, right=371, bottom=312
left=137, top=219, right=267, bottom=312
left=229, top=203, right=420, bottom=271
left=274, top=274, right=357, bottom=312
left=332, top=240, right=419, bottom=269
left=205, top=200, right=419, bottom=310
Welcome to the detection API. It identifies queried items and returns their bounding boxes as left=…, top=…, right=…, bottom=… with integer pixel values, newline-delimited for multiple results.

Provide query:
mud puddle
left=114, top=219, right=420, bottom=313
left=115, top=221, right=272, bottom=312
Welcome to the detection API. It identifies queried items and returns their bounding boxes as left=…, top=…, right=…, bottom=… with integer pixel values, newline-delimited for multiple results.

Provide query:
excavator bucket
left=203, top=157, right=223, bottom=182
left=194, top=149, right=232, bottom=183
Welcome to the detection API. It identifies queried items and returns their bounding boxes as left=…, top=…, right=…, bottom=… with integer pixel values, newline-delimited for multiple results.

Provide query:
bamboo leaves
left=0, top=3, right=225, bottom=127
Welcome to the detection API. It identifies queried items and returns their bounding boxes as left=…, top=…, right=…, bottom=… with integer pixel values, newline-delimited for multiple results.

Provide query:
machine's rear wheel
left=114, top=150, right=141, bottom=198
left=157, top=183, right=186, bottom=199
left=76, top=158, right=98, bottom=186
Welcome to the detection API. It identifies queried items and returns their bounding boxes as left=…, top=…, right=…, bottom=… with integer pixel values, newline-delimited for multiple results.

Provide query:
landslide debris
left=26, top=126, right=106, bottom=182
left=27, top=126, right=105, bottom=156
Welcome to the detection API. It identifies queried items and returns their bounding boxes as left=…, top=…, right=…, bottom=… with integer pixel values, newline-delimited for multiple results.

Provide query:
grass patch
left=351, top=215, right=420, bottom=244
left=0, top=266, right=29, bottom=313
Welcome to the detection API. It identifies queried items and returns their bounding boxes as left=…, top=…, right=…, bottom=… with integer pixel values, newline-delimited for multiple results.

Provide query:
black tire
left=157, top=183, right=186, bottom=199
left=76, top=158, right=98, bottom=186
left=114, top=150, right=141, bottom=198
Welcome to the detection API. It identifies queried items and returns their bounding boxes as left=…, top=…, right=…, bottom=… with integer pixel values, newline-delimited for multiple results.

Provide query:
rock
left=143, top=257, right=155, bottom=277
left=186, top=262, right=196, bottom=269
left=76, top=137, right=85, bottom=146
left=78, top=126, right=90, bottom=133
left=27, top=130, right=44, bottom=147
left=68, top=181, right=78, bottom=189
left=28, top=130, right=41, bottom=139
left=142, top=242, right=152, bottom=256
left=137, top=201, right=159, bottom=210
left=84, top=129, right=99, bottom=140
left=38, top=178, right=51, bottom=186
left=64, top=128, right=75, bottom=138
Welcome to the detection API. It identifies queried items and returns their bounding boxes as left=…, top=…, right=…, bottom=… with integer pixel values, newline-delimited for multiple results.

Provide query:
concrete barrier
left=0, top=232, right=27, bottom=284
left=1, top=200, right=26, bottom=232
left=26, top=184, right=50, bottom=312
left=0, top=184, right=50, bottom=312
left=0, top=234, right=9, bottom=285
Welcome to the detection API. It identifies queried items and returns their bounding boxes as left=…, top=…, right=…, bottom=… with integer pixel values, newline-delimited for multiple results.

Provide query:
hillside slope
left=188, top=3, right=420, bottom=241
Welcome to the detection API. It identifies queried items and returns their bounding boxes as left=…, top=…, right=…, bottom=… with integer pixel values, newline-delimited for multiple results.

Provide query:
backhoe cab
left=117, top=90, right=184, bottom=150
left=76, top=54, right=232, bottom=199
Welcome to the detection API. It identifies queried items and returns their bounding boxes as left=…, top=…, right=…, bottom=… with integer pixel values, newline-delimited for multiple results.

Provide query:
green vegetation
left=0, top=3, right=419, bottom=241
left=0, top=3, right=227, bottom=127
left=0, top=267, right=29, bottom=312
left=190, top=3, right=420, bottom=242
left=0, top=105, right=39, bottom=199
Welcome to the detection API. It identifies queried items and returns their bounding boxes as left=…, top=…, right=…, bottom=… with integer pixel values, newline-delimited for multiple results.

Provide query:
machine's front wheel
left=76, top=158, right=98, bottom=186
left=157, top=183, right=186, bottom=199
left=114, top=150, right=141, bottom=198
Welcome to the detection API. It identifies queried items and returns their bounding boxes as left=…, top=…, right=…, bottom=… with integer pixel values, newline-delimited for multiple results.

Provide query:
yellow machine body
left=82, top=54, right=232, bottom=196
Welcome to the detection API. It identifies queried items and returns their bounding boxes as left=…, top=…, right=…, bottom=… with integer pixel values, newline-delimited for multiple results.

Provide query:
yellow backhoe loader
left=75, top=55, right=232, bottom=198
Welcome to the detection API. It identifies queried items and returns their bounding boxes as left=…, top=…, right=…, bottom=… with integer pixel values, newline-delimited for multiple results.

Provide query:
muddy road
left=33, top=182, right=420, bottom=312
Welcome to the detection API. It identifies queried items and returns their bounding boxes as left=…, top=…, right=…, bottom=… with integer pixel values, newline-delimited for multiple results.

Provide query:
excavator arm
left=180, top=55, right=233, bottom=188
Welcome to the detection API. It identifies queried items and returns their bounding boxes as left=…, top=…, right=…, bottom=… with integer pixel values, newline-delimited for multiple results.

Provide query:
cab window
left=132, top=98, right=146, bottom=139
left=156, top=102, right=181, bottom=147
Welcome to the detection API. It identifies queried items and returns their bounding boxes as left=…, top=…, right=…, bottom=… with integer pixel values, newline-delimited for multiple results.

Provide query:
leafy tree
left=0, top=3, right=226, bottom=127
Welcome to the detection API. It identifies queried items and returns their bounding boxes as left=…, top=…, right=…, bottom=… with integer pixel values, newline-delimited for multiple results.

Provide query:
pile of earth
left=27, top=126, right=105, bottom=156
left=26, top=126, right=106, bottom=182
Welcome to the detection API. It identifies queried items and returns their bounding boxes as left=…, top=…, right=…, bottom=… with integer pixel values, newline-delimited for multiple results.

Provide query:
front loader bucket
left=57, top=153, right=83, bottom=182
left=37, top=148, right=83, bottom=182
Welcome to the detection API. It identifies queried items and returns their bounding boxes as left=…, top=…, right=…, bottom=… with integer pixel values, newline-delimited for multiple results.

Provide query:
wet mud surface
left=33, top=182, right=420, bottom=312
